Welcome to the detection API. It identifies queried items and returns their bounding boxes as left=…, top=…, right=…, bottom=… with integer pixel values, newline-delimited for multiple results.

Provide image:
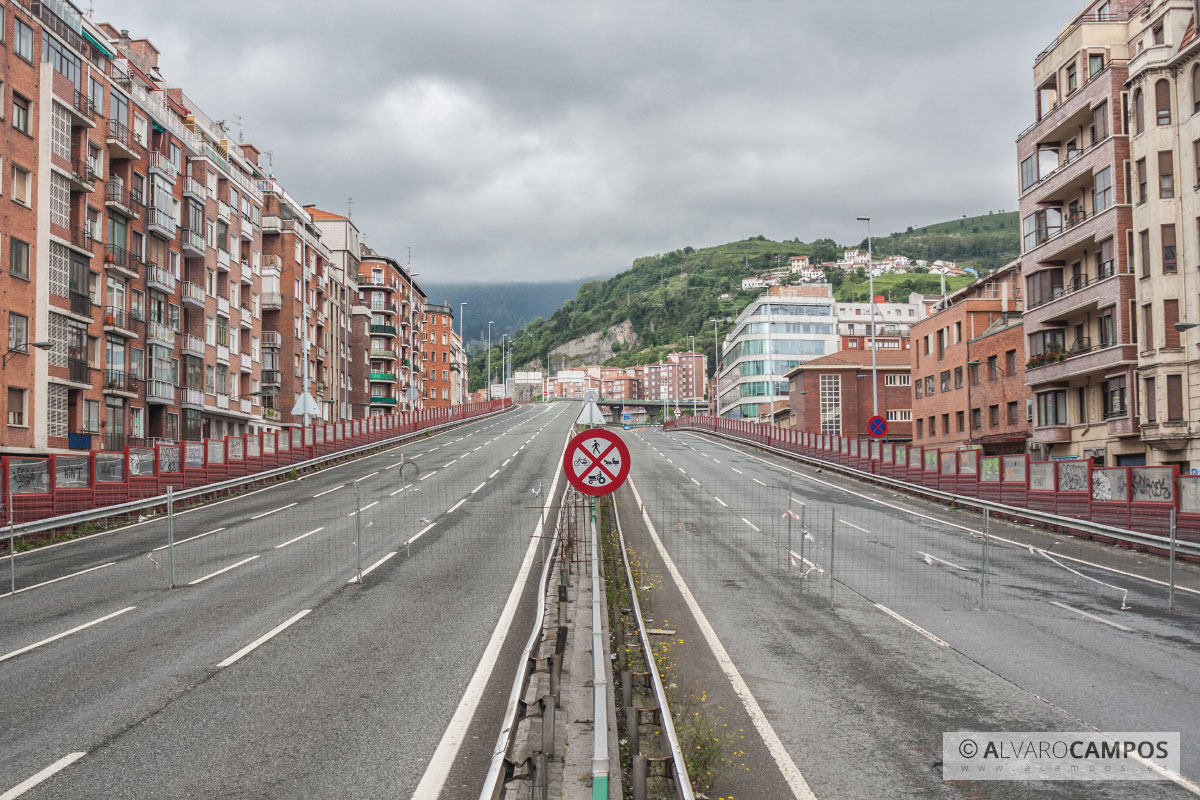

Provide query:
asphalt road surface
left=618, top=425, right=1200, bottom=800
left=0, top=402, right=578, bottom=799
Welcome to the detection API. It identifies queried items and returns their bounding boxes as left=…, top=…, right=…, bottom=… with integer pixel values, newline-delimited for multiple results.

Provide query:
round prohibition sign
left=868, top=415, right=887, bottom=438
left=563, top=428, right=631, bottom=496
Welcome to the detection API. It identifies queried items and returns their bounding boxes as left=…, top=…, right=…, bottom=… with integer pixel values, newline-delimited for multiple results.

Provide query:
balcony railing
left=179, top=281, right=205, bottom=306
left=146, top=264, right=177, bottom=294
left=370, top=348, right=396, bottom=360
left=102, top=307, right=141, bottom=336
left=146, top=380, right=175, bottom=403
left=182, top=176, right=205, bottom=198
left=370, top=303, right=398, bottom=314
left=181, top=333, right=205, bottom=357
left=31, top=2, right=89, bottom=60
left=1026, top=265, right=1121, bottom=311
left=102, top=370, right=141, bottom=394
left=68, top=358, right=90, bottom=384
left=181, top=227, right=205, bottom=254
left=262, top=370, right=281, bottom=386
left=105, top=181, right=142, bottom=216
left=180, top=387, right=204, bottom=407
left=67, top=290, right=91, bottom=317
left=100, top=433, right=150, bottom=452
left=146, top=207, right=176, bottom=237
left=147, top=321, right=176, bottom=347
left=369, top=372, right=398, bottom=382
left=370, top=324, right=397, bottom=336
left=149, top=151, right=176, bottom=177
left=262, top=331, right=282, bottom=347
left=105, top=118, right=140, bottom=154
left=262, top=292, right=282, bottom=310
left=369, top=396, right=397, bottom=405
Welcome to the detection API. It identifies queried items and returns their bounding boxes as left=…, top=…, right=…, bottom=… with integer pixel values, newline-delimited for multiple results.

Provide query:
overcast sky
left=97, top=0, right=1082, bottom=283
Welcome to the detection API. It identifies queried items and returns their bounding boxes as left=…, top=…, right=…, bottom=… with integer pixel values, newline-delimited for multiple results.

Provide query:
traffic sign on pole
left=563, top=428, right=631, bottom=496
left=673, top=406, right=682, bottom=419
left=867, top=415, right=887, bottom=438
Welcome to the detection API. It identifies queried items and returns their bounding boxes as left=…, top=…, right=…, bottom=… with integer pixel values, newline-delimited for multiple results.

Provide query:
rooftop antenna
left=407, top=246, right=412, bottom=267
left=264, top=150, right=275, bottom=178
left=346, top=197, right=354, bottom=219
left=234, top=114, right=244, bottom=143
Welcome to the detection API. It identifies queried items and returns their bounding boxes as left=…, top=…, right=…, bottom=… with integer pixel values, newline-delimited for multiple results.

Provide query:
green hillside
left=466, top=213, right=1017, bottom=391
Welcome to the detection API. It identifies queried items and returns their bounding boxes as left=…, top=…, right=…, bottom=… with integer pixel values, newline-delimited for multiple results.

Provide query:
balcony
left=1031, top=424, right=1075, bottom=445
left=1023, top=204, right=1118, bottom=265
left=179, top=282, right=205, bottom=307
left=216, top=249, right=231, bottom=272
left=262, top=331, right=282, bottom=348
left=105, top=119, right=141, bottom=160
left=370, top=348, right=396, bottom=360
left=148, top=151, right=177, bottom=180
left=217, top=295, right=230, bottom=315
left=147, top=321, right=176, bottom=348
left=214, top=393, right=230, bottom=410
left=370, top=324, right=397, bottom=336
left=239, top=309, right=253, bottom=329
left=180, top=387, right=204, bottom=408
left=369, top=372, right=398, bottom=383
left=104, top=181, right=140, bottom=219
left=146, top=380, right=175, bottom=404
left=1026, top=267, right=1125, bottom=325
left=181, top=334, right=205, bottom=358
left=218, top=202, right=232, bottom=222
left=262, top=292, right=282, bottom=310
left=370, top=303, right=398, bottom=315
left=1025, top=343, right=1136, bottom=385
left=262, top=370, right=281, bottom=387
left=317, top=345, right=327, bottom=361
left=182, top=176, right=205, bottom=201
left=240, top=267, right=254, bottom=286
left=64, top=157, right=97, bottom=192
left=181, top=227, right=205, bottom=257
left=146, top=207, right=176, bottom=239
left=369, top=396, right=398, bottom=405
left=69, top=291, right=92, bottom=318
left=102, top=307, right=140, bottom=338
left=1140, top=421, right=1190, bottom=450
left=239, top=222, right=255, bottom=242
left=216, top=344, right=230, bottom=365
left=360, top=276, right=396, bottom=291
left=146, top=264, right=177, bottom=294
left=102, top=370, right=141, bottom=397
left=67, top=357, right=91, bottom=385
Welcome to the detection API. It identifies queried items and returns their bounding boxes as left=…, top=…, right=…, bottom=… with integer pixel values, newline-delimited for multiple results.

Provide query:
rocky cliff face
left=542, top=320, right=637, bottom=368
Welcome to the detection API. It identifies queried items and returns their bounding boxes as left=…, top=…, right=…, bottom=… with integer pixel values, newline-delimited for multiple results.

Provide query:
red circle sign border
left=868, top=415, right=887, bottom=438
left=563, top=428, right=632, bottom=496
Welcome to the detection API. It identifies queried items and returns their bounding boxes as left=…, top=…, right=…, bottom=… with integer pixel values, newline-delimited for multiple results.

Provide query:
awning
left=81, top=29, right=115, bottom=60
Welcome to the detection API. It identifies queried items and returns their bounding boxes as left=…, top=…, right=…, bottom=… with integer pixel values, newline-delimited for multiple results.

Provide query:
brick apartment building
left=1017, top=0, right=1141, bottom=465
left=785, top=350, right=913, bottom=440
left=911, top=262, right=1030, bottom=454
left=600, top=367, right=639, bottom=401
left=351, top=251, right=424, bottom=415
left=306, top=206, right=360, bottom=422
left=421, top=302, right=459, bottom=408
left=642, top=352, right=706, bottom=405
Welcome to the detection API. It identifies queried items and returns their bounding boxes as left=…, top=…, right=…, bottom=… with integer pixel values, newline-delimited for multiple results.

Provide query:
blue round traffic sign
left=868, top=416, right=887, bottom=438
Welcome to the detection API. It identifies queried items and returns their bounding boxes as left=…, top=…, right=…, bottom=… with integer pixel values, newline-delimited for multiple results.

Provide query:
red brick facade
left=786, top=350, right=912, bottom=440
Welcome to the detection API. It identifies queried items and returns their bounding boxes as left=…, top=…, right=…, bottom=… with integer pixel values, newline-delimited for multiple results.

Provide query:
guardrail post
left=981, top=508, right=990, bottom=611
left=550, top=652, right=562, bottom=707
left=1169, top=508, right=1177, bottom=612
left=626, top=705, right=640, bottom=754
left=621, top=669, right=633, bottom=708
left=633, top=753, right=648, bottom=800
left=541, top=694, right=556, bottom=756
left=531, top=751, right=548, bottom=800
left=167, top=485, right=175, bottom=589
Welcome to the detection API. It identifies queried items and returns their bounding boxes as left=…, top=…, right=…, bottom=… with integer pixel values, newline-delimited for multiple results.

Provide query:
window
left=1140, top=230, right=1151, bottom=278
left=1092, top=100, right=1108, bottom=142
left=954, top=366, right=963, bottom=388
left=8, top=312, right=28, bottom=350
left=1143, top=302, right=1154, bottom=347
left=9, top=238, right=29, bottom=279
left=916, top=419, right=924, bottom=438
left=1005, top=349, right=1017, bottom=375
left=1167, top=374, right=1184, bottom=421
left=1134, top=88, right=1145, bottom=134
left=886, top=409, right=911, bottom=422
left=14, top=20, right=33, bottom=62
left=1145, top=377, right=1157, bottom=422
left=914, top=379, right=923, bottom=399
left=1156, top=78, right=1171, bottom=125
left=819, top=374, right=841, bottom=434
left=971, top=408, right=982, bottom=429
left=1020, top=155, right=1037, bottom=192
left=82, top=400, right=100, bottom=433
left=1090, top=53, right=1104, bottom=78
left=987, top=355, right=998, bottom=380
left=1023, top=208, right=1063, bottom=250
left=924, top=375, right=934, bottom=396
left=1165, top=298, right=1180, bottom=347
left=1159, top=151, right=1174, bottom=198
left=1037, top=390, right=1068, bottom=426
left=1099, top=310, right=1115, bottom=348
left=1194, top=65, right=1200, bottom=115
left=941, top=412, right=950, bottom=433
left=928, top=416, right=936, bottom=435
left=1103, top=376, right=1127, bottom=417
left=1007, top=401, right=1019, bottom=425
left=989, top=405, right=1000, bottom=428
left=1153, top=23, right=1165, bottom=46
left=1093, top=166, right=1112, bottom=211
left=11, top=94, right=29, bottom=135
left=1162, top=224, right=1177, bottom=273
left=11, top=164, right=30, bottom=206
left=1137, top=158, right=1147, bottom=203
left=956, top=410, right=965, bottom=431
left=7, top=387, right=25, bottom=426
left=1067, top=64, right=1077, bottom=94
left=940, top=370, right=951, bottom=392
left=968, top=362, right=979, bottom=385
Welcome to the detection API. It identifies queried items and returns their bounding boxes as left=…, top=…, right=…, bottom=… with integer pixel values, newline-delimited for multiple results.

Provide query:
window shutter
left=1144, top=303, right=1154, bottom=346
left=1146, top=377, right=1157, bottom=422
left=1159, top=150, right=1173, bottom=180
left=1093, top=101, right=1108, bottom=140
left=1099, top=237, right=1113, bottom=269
left=1165, top=298, right=1180, bottom=347
left=1167, top=374, right=1183, bottom=421
left=1194, top=65, right=1200, bottom=113
left=1156, top=78, right=1171, bottom=124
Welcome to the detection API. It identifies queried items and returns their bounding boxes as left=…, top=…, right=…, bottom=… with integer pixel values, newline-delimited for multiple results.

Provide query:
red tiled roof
left=306, top=207, right=347, bottom=221
left=788, top=349, right=911, bottom=372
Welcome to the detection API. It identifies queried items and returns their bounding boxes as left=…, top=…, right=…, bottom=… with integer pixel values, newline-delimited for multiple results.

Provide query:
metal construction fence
left=665, top=416, right=1200, bottom=549
left=1, top=399, right=511, bottom=527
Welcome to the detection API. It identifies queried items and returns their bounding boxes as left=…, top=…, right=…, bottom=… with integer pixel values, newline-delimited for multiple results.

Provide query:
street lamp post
left=2, top=341, right=53, bottom=367
left=459, top=302, right=468, bottom=402
left=689, top=334, right=697, bottom=417
left=710, top=317, right=721, bottom=415
left=857, top=216, right=878, bottom=416
left=967, top=359, right=981, bottom=445
left=487, top=321, right=494, bottom=399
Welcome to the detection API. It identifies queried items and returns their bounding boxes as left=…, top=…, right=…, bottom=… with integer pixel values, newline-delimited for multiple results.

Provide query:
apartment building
left=642, top=352, right=705, bottom=405
left=717, top=285, right=838, bottom=420
left=785, top=350, right=913, bottom=440
left=0, top=6, right=280, bottom=457
left=422, top=302, right=456, bottom=408
left=834, top=294, right=929, bottom=352
left=351, top=250, right=424, bottom=415
left=910, top=263, right=1030, bottom=454
left=1017, top=0, right=1142, bottom=465
left=306, top=207, right=360, bottom=422
left=1124, top=0, right=1200, bottom=472
left=600, top=367, right=639, bottom=401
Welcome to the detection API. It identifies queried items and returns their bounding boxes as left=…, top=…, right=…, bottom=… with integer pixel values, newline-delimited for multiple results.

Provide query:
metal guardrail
left=479, top=477, right=568, bottom=799
left=613, top=493, right=694, bottom=798
left=674, top=425, right=1200, bottom=560
left=5, top=406, right=514, bottom=542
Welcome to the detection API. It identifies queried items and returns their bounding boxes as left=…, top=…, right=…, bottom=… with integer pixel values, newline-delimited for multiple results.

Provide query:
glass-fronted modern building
left=717, top=285, right=839, bottom=420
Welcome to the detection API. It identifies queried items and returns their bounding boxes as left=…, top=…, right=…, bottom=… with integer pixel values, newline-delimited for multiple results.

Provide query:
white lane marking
left=512, top=451, right=520, bottom=458
left=917, top=551, right=970, bottom=571
left=741, top=517, right=761, bottom=533
left=791, top=497, right=806, bottom=506
left=409, top=453, right=423, bottom=459
left=1049, top=600, right=1133, bottom=632
left=429, top=446, right=440, bottom=451
left=701, top=453, right=709, bottom=458
left=753, top=478, right=767, bottom=486
left=874, top=603, right=949, bottom=647
left=0, top=606, right=136, bottom=664
left=489, top=469, right=501, bottom=478
left=250, top=503, right=296, bottom=520
left=419, top=470, right=438, bottom=481
left=667, top=458, right=674, bottom=464
left=0, top=752, right=88, bottom=800
left=838, top=519, right=871, bottom=536
left=276, top=527, right=324, bottom=549
left=150, top=527, right=228, bottom=552
left=312, top=484, right=345, bottom=498
left=389, top=484, right=412, bottom=497
left=350, top=551, right=398, bottom=583
left=413, top=431, right=570, bottom=799
left=691, top=435, right=1200, bottom=598
left=359, top=471, right=379, bottom=481
left=347, top=501, right=380, bottom=516
left=472, top=482, right=487, bottom=494
left=187, top=555, right=260, bottom=585
left=679, top=467, right=687, bottom=475
left=448, top=498, right=467, bottom=514
left=712, top=458, right=721, bottom=464
left=0, top=562, right=116, bottom=598
left=629, top=478, right=816, bottom=800
left=473, top=446, right=482, bottom=452
left=216, top=609, right=311, bottom=668
left=691, top=478, right=701, bottom=486
left=714, top=496, right=728, bottom=507
left=443, top=460, right=458, bottom=467
left=502, top=459, right=511, bottom=467
left=386, top=461, right=404, bottom=470
left=407, top=523, right=437, bottom=546
left=730, top=467, right=743, bottom=475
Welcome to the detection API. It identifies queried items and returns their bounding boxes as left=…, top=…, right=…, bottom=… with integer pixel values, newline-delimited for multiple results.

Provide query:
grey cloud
left=96, top=0, right=1081, bottom=282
